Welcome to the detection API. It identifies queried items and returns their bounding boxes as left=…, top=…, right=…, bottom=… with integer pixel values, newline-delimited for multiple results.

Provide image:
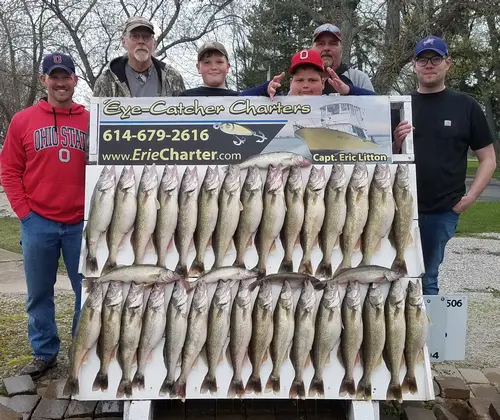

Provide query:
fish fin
left=225, top=239, right=235, bottom=256
left=334, top=235, right=341, bottom=249
left=270, top=239, right=277, bottom=254
left=315, top=260, right=332, bottom=280
left=354, top=237, right=362, bottom=252
left=388, top=228, right=395, bottom=247
left=82, top=351, right=90, bottom=365
left=244, top=375, right=262, bottom=395
left=200, top=374, right=218, bottom=395
left=225, top=344, right=232, bottom=366
left=376, top=354, right=384, bottom=367
left=298, top=259, right=313, bottom=275
left=247, top=235, right=254, bottom=248
left=278, top=258, right=294, bottom=274
left=305, top=352, right=312, bottom=367
left=339, top=375, right=355, bottom=397
left=145, top=237, right=155, bottom=254
left=289, top=378, right=305, bottom=400
left=426, top=313, right=433, bottom=326
left=407, top=231, right=414, bottom=247
left=171, top=379, right=187, bottom=402
left=167, top=238, right=175, bottom=252
left=265, top=374, right=280, bottom=394
left=308, top=375, right=325, bottom=398
left=355, top=350, right=363, bottom=368
left=92, top=371, right=108, bottom=392
left=159, top=378, right=174, bottom=397
left=239, top=200, right=243, bottom=211
left=386, top=380, right=403, bottom=401
left=101, top=259, right=117, bottom=276
left=333, top=261, right=350, bottom=276
left=337, top=346, right=344, bottom=368
left=155, top=198, right=161, bottom=210
left=188, top=260, right=205, bottom=278
left=62, top=376, right=79, bottom=397
left=86, top=255, right=99, bottom=275
left=417, top=347, right=425, bottom=363
left=174, top=263, right=188, bottom=279
left=198, top=345, right=208, bottom=368
left=220, top=337, right=231, bottom=365
left=400, top=353, right=406, bottom=370
left=402, top=374, right=418, bottom=395
left=116, top=377, right=132, bottom=398
left=131, top=371, right=145, bottom=391
left=262, top=347, right=270, bottom=364
left=227, top=376, right=245, bottom=399
left=391, top=257, right=408, bottom=276
left=355, top=376, right=367, bottom=400
left=375, top=239, right=383, bottom=252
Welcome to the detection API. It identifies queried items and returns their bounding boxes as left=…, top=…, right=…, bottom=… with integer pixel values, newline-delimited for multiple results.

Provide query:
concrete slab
left=0, top=249, right=23, bottom=262
left=3, top=375, right=36, bottom=396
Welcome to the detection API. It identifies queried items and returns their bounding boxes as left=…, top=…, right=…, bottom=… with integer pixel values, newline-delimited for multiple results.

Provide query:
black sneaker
left=19, top=357, right=57, bottom=380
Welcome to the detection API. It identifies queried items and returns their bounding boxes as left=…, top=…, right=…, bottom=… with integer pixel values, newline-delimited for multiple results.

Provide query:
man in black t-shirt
left=393, top=36, right=497, bottom=295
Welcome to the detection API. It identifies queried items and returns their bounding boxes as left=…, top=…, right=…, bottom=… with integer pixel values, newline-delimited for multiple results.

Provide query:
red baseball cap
left=289, top=49, right=324, bottom=74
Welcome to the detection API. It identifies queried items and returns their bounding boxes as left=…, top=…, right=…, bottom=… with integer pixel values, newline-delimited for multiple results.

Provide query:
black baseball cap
left=42, top=53, right=76, bottom=75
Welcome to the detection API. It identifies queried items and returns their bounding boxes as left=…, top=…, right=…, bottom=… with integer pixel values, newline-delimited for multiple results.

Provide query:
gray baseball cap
left=197, top=41, right=229, bottom=60
left=123, top=16, right=155, bottom=35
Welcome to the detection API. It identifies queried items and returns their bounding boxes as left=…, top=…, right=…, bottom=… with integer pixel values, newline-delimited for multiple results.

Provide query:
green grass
left=467, top=159, right=500, bottom=179
left=456, top=201, right=500, bottom=236
left=0, top=217, right=67, bottom=272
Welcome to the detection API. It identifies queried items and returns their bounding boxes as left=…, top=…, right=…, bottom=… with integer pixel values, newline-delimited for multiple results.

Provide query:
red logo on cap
left=53, top=55, right=62, bottom=64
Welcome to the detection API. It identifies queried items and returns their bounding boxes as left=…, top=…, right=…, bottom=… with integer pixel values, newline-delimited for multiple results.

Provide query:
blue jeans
left=419, top=210, right=460, bottom=296
left=20, top=211, right=84, bottom=361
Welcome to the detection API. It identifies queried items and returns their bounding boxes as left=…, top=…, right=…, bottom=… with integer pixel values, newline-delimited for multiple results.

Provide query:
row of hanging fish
left=63, top=263, right=427, bottom=402
left=84, top=152, right=414, bottom=280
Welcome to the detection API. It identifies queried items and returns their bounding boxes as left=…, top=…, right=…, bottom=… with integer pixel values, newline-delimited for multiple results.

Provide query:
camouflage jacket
left=93, top=55, right=185, bottom=97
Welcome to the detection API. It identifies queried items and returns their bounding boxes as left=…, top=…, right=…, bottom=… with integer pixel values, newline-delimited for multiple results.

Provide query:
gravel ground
left=438, top=235, right=500, bottom=368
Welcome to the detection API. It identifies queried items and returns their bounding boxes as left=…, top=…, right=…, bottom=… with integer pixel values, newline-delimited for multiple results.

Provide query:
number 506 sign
left=425, top=295, right=468, bottom=362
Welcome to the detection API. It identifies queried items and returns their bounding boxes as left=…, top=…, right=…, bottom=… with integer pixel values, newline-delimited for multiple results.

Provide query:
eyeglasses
left=129, top=32, right=154, bottom=41
left=415, top=56, right=445, bottom=67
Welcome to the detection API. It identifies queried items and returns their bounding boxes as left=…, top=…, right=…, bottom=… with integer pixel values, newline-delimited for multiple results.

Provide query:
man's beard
left=133, top=48, right=150, bottom=62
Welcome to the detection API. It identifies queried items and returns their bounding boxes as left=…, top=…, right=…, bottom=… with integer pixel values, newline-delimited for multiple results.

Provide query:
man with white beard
left=93, top=16, right=185, bottom=97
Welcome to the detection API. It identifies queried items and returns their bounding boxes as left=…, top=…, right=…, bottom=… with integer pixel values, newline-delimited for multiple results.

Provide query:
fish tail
left=289, top=378, right=305, bottom=399
left=233, top=261, right=246, bottom=269
left=298, top=259, right=313, bottom=275
left=62, top=376, right=79, bottom=397
left=131, top=371, right=145, bottom=390
left=175, top=263, right=188, bottom=279
left=355, top=376, right=371, bottom=400
left=278, top=258, right=293, bottom=273
left=339, top=375, right=356, bottom=397
left=227, top=376, right=245, bottom=398
left=172, top=380, right=187, bottom=401
left=391, top=257, right=408, bottom=276
left=159, top=379, right=174, bottom=397
left=116, top=378, right=133, bottom=398
left=200, top=374, right=217, bottom=395
left=308, top=376, right=325, bottom=398
left=244, top=375, right=262, bottom=395
left=188, top=260, right=205, bottom=277
left=386, top=380, right=403, bottom=402
left=314, top=260, right=332, bottom=279
left=86, top=255, right=98, bottom=274
left=265, top=375, right=280, bottom=394
left=402, top=374, right=418, bottom=394
left=92, top=371, right=109, bottom=392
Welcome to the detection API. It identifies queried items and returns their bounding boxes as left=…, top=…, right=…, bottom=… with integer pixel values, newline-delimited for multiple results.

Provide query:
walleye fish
left=384, top=279, right=406, bottom=402
left=91, top=264, right=183, bottom=286
left=85, top=166, right=116, bottom=274
left=329, top=265, right=403, bottom=285
left=190, top=266, right=258, bottom=290
left=356, top=283, right=386, bottom=400
left=360, top=163, right=395, bottom=266
left=92, top=281, right=123, bottom=392
left=190, top=166, right=220, bottom=276
left=174, top=167, right=199, bottom=277
left=403, top=279, right=430, bottom=395
left=172, top=279, right=209, bottom=401
left=316, top=164, right=348, bottom=279
left=228, top=280, right=253, bottom=398
left=154, top=165, right=179, bottom=269
left=116, top=282, right=146, bottom=398
left=298, top=166, right=326, bottom=275
left=132, top=283, right=167, bottom=390
left=159, top=280, right=189, bottom=396
left=265, top=280, right=294, bottom=394
left=63, top=281, right=103, bottom=396
left=337, top=162, right=369, bottom=272
left=250, top=272, right=323, bottom=291
left=213, top=165, right=242, bottom=268
left=238, top=152, right=311, bottom=170
left=309, top=282, right=342, bottom=397
left=278, top=165, right=304, bottom=273
left=131, top=164, right=160, bottom=264
left=339, top=280, right=363, bottom=397
left=256, top=164, right=286, bottom=276
left=289, top=279, right=316, bottom=399
left=234, top=166, right=263, bottom=268
left=391, top=163, right=414, bottom=275
left=245, top=279, right=274, bottom=395
left=102, top=166, right=137, bottom=274
left=200, top=279, right=232, bottom=395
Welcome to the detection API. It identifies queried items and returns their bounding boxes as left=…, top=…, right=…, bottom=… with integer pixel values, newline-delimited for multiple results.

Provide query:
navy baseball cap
left=414, top=36, right=449, bottom=57
left=42, top=53, right=76, bottom=75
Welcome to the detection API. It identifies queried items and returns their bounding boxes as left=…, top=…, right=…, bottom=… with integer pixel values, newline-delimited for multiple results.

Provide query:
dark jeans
left=419, top=210, right=460, bottom=295
left=20, top=211, right=83, bottom=361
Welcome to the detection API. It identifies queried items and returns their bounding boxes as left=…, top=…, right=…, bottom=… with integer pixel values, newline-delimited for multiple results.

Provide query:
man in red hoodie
left=0, top=53, right=89, bottom=379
